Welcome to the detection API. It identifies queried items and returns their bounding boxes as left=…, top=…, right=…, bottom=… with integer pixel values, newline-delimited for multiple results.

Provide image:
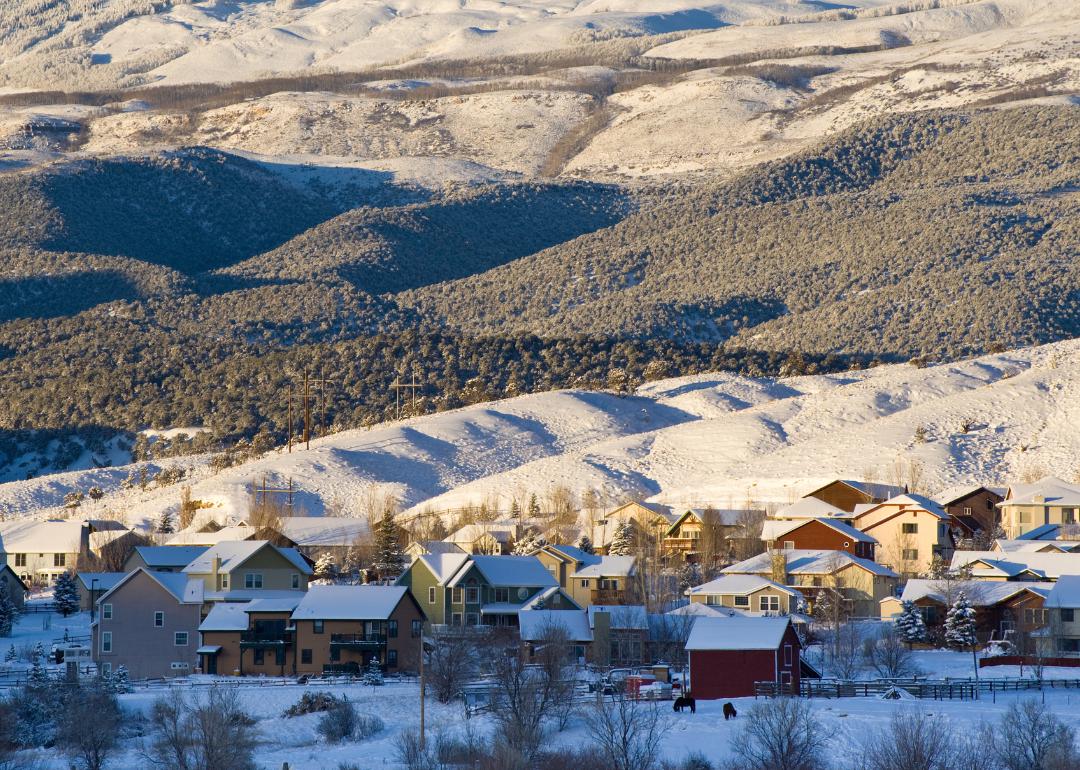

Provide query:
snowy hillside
left=4, top=339, right=1079, bottom=529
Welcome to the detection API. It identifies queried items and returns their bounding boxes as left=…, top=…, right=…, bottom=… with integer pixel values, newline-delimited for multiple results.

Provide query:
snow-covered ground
left=3, top=339, right=1080, bottom=529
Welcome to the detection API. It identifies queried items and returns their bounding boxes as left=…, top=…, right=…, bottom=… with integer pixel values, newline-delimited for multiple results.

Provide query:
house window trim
left=174, top=632, right=189, bottom=647
left=101, top=631, right=112, bottom=654
left=102, top=603, right=113, bottom=620
left=244, top=573, right=263, bottom=589
left=733, top=595, right=750, bottom=607
left=388, top=649, right=398, bottom=668
left=301, top=649, right=313, bottom=665
left=759, top=595, right=780, bottom=613
left=784, top=644, right=793, bottom=666
left=465, top=587, right=480, bottom=605
left=154, top=611, right=164, bottom=627
left=388, top=620, right=398, bottom=638
left=291, top=573, right=300, bottom=589
left=313, top=620, right=324, bottom=634
left=428, top=587, right=436, bottom=604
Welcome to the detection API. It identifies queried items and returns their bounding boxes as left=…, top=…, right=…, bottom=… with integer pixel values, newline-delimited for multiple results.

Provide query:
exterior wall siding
left=770, top=520, right=875, bottom=560
left=689, top=626, right=801, bottom=699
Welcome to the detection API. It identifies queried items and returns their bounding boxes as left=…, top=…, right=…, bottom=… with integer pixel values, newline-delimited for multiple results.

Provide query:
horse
left=723, top=702, right=737, bottom=720
left=673, top=695, right=696, bottom=714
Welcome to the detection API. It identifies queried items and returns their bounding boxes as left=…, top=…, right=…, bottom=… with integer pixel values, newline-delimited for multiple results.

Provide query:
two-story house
left=0, top=565, right=27, bottom=610
left=532, top=544, right=637, bottom=606
left=444, top=523, right=516, bottom=555
left=998, top=477, right=1080, bottom=539
left=761, top=518, right=877, bottom=560
left=934, top=484, right=1006, bottom=535
left=661, top=508, right=746, bottom=561
left=1042, top=576, right=1080, bottom=655
left=0, top=520, right=88, bottom=585
left=686, top=574, right=801, bottom=616
left=850, top=494, right=952, bottom=576
left=198, top=594, right=305, bottom=677
left=91, top=568, right=204, bottom=678
left=124, top=546, right=209, bottom=573
left=803, top=480, right=906, bottom=513
left=182, top=540, right=312, bottom=597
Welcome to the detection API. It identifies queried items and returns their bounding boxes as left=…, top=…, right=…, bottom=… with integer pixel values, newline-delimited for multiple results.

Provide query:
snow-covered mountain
left=5, top=339, right=1078, bottom=529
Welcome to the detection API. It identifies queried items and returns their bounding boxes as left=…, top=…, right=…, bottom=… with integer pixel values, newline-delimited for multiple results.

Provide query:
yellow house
left=591, top=501, right=675, bottom=552
left=997, top=477, right=1080, bottom=539
left=182, top=541, right=312, bottom=596
left=850, top=494, right=952, bottom=576
left=532, top=544, right=638, bottom=607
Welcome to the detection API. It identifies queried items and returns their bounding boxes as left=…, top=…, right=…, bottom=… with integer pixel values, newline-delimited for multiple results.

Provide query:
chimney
left=211, top=556, right=221, bottom=589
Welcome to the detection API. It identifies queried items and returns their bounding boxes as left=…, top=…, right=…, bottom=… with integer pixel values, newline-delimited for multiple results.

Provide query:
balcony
left=591, top=589, right=629, bottom=605
left=240, top=630, right=293, bottom=648
left=330, top=633, right=387, bottom=649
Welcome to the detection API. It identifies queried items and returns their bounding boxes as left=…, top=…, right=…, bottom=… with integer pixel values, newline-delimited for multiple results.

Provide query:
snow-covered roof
left=687, top=574, right=798, bottom=598
left=588, top=604, right=648, bottom=630
left=276, top=517, right=370, bottom=546
left=897, top=579, right=1054, bottom=607
left=668, top=508, right=747, bottom=529
left=88, top=529, right=134, bottom=551
left=199, top=602, right=251, bottom=632
left=666, top=603, right=742, bottom=617
left=932, top=485, right=1007, bottom=506
left=1003, top=477, right=1080, bottom=507
left=993, top=539, right=1076, bottom=554
left=245, top=594, right=305, bottom=613
left=546, top=544, right=595, bottom=564
left=448, top=555, right=557, bottom=588
left=774, top=497, right=850, bottom=520
left=761, top=518, right=876, bottom=544
left=76, top=572, right=127, bottom=591
left=1017, top=524, right=1066, bottom=541
left=518, top=609, right=593, bottom=642
left=98, top=568, right=204, bottom=606
left=183, top=541, right=312, bottom=575
left=166, top=525, right=257, bottom=546
left=446, top=523, right=514, bottom=545
left=1046, top=576, right=1080, bottom=608
left=292, top=585, right=409, bottom=620
left=862, top=493, right=950, bottom=520
left=685, top=616, right=792, bottom=651
left=410, top=540, right=464, bottom=556
left=725, top=549, right=898, bottom=578
left=949, top=551, right=1080, bottom=580
left=411, top=552, right=471, bottom=584
left=572, top=555, right=636, bottom=578
left=806, top=480, right=905, bottom=502
left=0, top=520, right=85, bottom=553
left=134, top=545, right=209, bottom=568
left=203, top=589, right=304, bottom=602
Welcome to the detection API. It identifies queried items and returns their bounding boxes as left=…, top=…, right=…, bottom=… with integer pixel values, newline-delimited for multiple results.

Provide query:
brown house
left=934, top=485, right=1006, bottom=534
left=0, top=564, right=27, bottom=610
left=686, top=616, right=801, bottom=699
left=804, top=480, right=905, bottom=513
left=198, top=594, right=304, bottom=676
left=760, top=518, right=877, bottom=560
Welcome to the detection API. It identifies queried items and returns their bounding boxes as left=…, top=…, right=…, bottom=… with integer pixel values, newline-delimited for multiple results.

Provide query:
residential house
left=772, top=497, right=853, bottom=522
left=445, top=523, right=516, bottom=555
left=686, top=616, right=801, bottom=698
left=404, top=540, right=464, bottom=561
left=182, top=541, right=313, bottom=598
left=934, top=485, right=1006, bottom=535
left=0, top=565, right=27, bottom=610
left=588, top=605, right=649, bottom=667
left=532, top=544, right=638, bottom=606
left=998, top=477, right=1080, bottom=539
left=166, top=526, right=257, bottom=547
left=761, top=518, right=876, bottom=560
left=724, top=549, right=899, bottom=618
left=803, top=480, right=906, bottom=513
left=850, top=494, right=953, bottom=575
left=1042, top=576, right=1080, bottom=654
left=591, top=501, right=676, bottom=552
left=197, top=594, right=304, bottom=676
left=686, top=574, right=801, bottom=616
left=396, top=553, right=470, bottom=626
left=76, top=572, right=126, bottom=612
left=993, top=539, right=1078, bottom=555
left=518, top=609, right=593, bottom=663
left=124, top=546, right=209, bottom=573
left=91, top=568, right=204, bottom=678
left=881, top=578, right=1053, bottom=647
left=949, top=551, right=1080, bottom=582
left=0, top=520, right=88, bottom=585
left=661, top=508, right=747, bottom=561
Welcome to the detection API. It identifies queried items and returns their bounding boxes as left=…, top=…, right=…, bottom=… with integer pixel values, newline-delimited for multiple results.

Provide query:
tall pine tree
left=0, top=585, right=16, bottom=637
left=576, top=534, right=595, bottom=555
left=608, top=522, right=635, bottom=556
left=372, top=504, right=405, bottom=582
left=896, top=599, right=928, bottom=646
left=53, top=572, right=80, bottom=617
left=945, top=591, right=980, bottom=680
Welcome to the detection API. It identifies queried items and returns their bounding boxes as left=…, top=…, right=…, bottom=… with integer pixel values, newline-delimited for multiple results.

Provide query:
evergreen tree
left=313, top=553, right=337, bottom=583
left=4, top=644, right=15, bottom=662
left=812, top=589, right=833, bottom=623
left=511, top=532, right=537, bottom=555
left=54, top=572, right=80, bottom=617
left=371, top=504, right=406, bottom=582
left=156, top=509, right=174, bottom=534
left=608, top=522, right=635, bottom=556
left=896, top=600, right=928, bottom=646
left=0, top=584, right=16, bottom=637
left=27, top=654, right=49, bottom=688
left=527, top=494, right=541, bottom=520
left=104, top=664, right=132, bottom=695
left=576, top=534, right=594, bottom=555
left=945, top=592, right=977, bottom=650
left=678, top=562, right=702, bottom=595
left=362, top=657, right=384, bottom=686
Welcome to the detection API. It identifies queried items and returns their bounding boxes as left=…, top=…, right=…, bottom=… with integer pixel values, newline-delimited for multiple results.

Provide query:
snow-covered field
left=3, top=339, right=1079, bottom=530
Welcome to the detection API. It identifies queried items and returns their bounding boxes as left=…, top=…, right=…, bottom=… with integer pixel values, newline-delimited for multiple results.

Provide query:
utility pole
left=390, top=369, right=422, bottom=420
left=285, top=372, right=337, bottom=451
left=419, top=631, right=426, bottom=751
left=287, top=385, right=294, bottom=454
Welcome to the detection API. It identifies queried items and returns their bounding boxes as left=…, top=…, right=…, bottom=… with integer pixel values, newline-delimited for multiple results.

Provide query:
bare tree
left=823, top=622, right=864, bottom=680
left=546, top=486, right=578, bottom=545
left=146, top=687, right=257, bottom=770
left=531, top=621, right=578, bottom=731
left=584, top=692, right=669, bottom=770
left=425, top=627, right=477, bottom=704
left=56, top=681, right=121, bottom=770
left=858, top=711, right=961, bottom=770
left=732, top=697, right=829, bottom=770
left=647, top=613, right=695, bottom=667
left=985, top=700, right=1079, bottom=770
left=863, top=626, right=918, bottom=678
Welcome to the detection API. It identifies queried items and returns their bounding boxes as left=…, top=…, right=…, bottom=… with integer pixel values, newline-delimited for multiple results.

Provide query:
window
left=174, top=632, right=188, bottom=646
left=1025, top=609, right=1049, bottom=626
left=580, top=580, right=589, bottom=589
left=452, top=613, right=462, bottom=626
left=733, top=596, right=750, bottom=607
left=313, top=620, right=324, bottom=634
left=254, top=649, right=265, bottom=665
left=102, top=604, right=113, bottom=620
left=494, top=588, right=510, bottom=603
left=783, top=541, right=795, bottom=551
left=784, top=644, right=793, bottom=666
left=1065, top=509, right=1077, bottom=525
left=275, top=648, right=286, bottom=666
left=780, top=671, right=792, bottom=685
left=301, top=649, right=312, bottom=664
left=466, top=613, right=479, bottom=626
left=245, top=573, right=263, bottom=589
left=986, top=499, right=994, bottom=510
left=452, top=588, right=463, bottom=604
left=412, top=620, right=422, bottom=638
left=388, top=649, right=398, bottom=668
left=100, top=662, right=112, bottom=676
left=963, top=507, right=972, bottom=515
left=759, top=596, right=780, bottom=613
left=154, top=611, right=164, bottom=627
left=291, top=573, right=300, bottom=589
left=428, top=587, right=436, bottom=604
left=14, top=554, right=25, bottom=567
left=1062, top=609, right=1075, bottom=623
left=54, top=553, right=66, bottom=567
left=902, top=523, right=918, bottom=534
left=388, top=620, right=398, bottom=638
left=220, top=574, right=229, bottom=589
left=902, top=549, right=919, bottom=561
left=465, top=587, right=480, bottom=604
left=101, top=632, right=112, bottom=653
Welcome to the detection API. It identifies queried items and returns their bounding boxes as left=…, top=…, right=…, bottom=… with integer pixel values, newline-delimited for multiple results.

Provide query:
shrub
left=317, top=701, right=357, bottom=744
left=283, top=691, right=341, bottom=717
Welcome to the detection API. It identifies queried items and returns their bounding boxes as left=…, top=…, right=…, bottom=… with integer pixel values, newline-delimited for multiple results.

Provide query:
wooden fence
left=755, top=677, right=1080, bottom=700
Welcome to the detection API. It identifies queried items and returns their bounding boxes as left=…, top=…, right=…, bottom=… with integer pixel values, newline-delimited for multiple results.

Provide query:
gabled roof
left=518, top=609, right=593, bottom=642
left=604, top=501, right=675, bottom=524
left=75, top=572, right=127, bottom=591
left=897, top=578, right=1054, bottom=607
left=805, top=480, right=905, bottom=502
left=993, top=539, right=1076, bottom=554
left=446, top=523, right=514, bottom=545
left=950, top=550, right=1080, bottom=580
left=857, top=493, right=950, bottom=521
left=292, top=585, right=409, bottom=621
left=89, top=529, right=136, bottom=551
left=183, top=541, right=312, bottom=575
left=774, top=497, right=851, bottom=520
left=199, top=602, right=251, bottom=632
left=1001, top=477, right=1080, bottom=507
left=587, top=604, right=648, bottom=630
left=685, top=616, right=793, bottom=651
left=665, top=508, right=746, bottom=535
left=409, top=540, right=464, bottom=556
left=133, top=545, right=209, bottom=569
left=545, top=544, right=596, bottom=564
left=933, top=485, right=1007, bottom=506
left=761, top=518, right=876, bottom=544
left=1017, top=524, right=1065, bottom=541
left=572, top=555, right=636, bottom=578
left=276, top=517, right=370, bottom=547
left=245, top=594, right=305, bottom=613
left=447, top=555, right=557, bottom=589
left=0, top=564, right=28, bottom=591
left=0, top=519, right=85, bottom=553
left=665, top=602, right=742, bottom=618
left=724, top=549, right=898, bottom=578
left=406, top=552, right=471, bottom=585
left=167, top=525, right=257, bottom=546
left=1046, top=576, right=1080, bottom=608
left=687, top=574, right=798, bottom=598
left=96, top=567, right=204, bottom=609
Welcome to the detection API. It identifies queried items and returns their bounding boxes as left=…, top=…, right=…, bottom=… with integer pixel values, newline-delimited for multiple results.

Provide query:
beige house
left=444, top=523, right=516, bottom=555
left=724, top=549, right=899, bottom=618
left=91, top=568, right=204, bottom=678
left=998, top=477, right=1080, bottom=539
left=1042, top=576, right=1080, bottom=655
left=532, top=544, right=638, bottom=606
left=686, top=574, right=801, bottom=616
left=949, top=551, right=1080, bottom=582
left=182, top=540, right=312, bottom=597
left=404, top=540, right=464, bottom=561
left=591, top=501, right=676, bottom=552
left=0, top=520, right=88, bottom=585
left=850, top=494, right=952, bottom=576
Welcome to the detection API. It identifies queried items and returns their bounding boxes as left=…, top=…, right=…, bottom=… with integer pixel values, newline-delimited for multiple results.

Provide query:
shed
left=685, top=616, right=801, bottom=699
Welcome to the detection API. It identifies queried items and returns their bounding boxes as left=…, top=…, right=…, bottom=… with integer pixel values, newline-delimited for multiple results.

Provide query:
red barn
left=685, top=617, right=801, bottom=699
